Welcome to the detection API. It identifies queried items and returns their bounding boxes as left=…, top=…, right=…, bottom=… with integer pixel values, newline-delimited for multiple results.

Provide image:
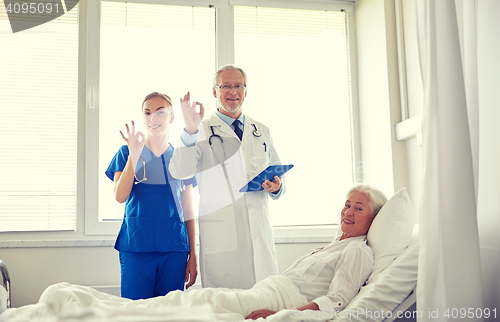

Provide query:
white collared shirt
left=282, top=235, right=373, bottom=311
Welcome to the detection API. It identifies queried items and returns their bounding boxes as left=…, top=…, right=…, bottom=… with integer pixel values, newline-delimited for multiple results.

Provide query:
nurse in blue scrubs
left=105, top=92, right=198, bottom=300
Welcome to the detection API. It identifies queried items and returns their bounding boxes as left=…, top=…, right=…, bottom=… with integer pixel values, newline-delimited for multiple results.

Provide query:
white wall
left=400, top=0, right=423, bottom=212
left=0, top=246, right=120, bottom=307
left=355, top=0, right=423, bottom=211
left=354, top=0, right=410, bottom=199
left=401, top=0, right=423, bottom=119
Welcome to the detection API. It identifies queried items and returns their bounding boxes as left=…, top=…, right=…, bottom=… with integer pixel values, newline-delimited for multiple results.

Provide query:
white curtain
left=416, top=0, right=500, bottom=320
left=415, top=0, right=482, bottom=321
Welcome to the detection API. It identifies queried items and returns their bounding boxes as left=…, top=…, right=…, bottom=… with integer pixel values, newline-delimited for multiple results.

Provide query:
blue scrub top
left=105, top=145, right=196, bottom=253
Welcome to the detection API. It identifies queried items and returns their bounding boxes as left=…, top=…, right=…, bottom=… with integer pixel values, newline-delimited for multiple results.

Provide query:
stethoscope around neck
left=133, top=144, right=186, bottom=189
left=134, top=156, right=148, bottom=185
left=207, top=122, right=262, bottom=201
left=208, top=123, right=261, bottom=146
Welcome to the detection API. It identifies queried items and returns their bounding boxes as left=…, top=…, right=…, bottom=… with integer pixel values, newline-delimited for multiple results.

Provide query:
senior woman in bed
left=245, top=184, right=387, bottom=319
left=16, top=185, right=387, bottom=321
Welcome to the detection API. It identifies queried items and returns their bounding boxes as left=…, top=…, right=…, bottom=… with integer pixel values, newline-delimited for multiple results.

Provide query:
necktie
left=232, top=120, right=243, bottom=141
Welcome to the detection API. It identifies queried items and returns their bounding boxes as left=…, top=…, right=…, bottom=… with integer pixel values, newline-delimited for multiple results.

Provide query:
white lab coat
left=169, top=112, right=284, bottom=289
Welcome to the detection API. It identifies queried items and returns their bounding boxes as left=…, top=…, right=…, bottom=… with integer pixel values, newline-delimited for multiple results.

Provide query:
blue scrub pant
left=119, top=251, right=189, bottom=300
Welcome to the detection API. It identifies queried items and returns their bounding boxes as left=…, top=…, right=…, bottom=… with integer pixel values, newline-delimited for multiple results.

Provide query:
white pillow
left=367, top=188, right=415, bottom=281
left=340, top=225, right=419, bottom=322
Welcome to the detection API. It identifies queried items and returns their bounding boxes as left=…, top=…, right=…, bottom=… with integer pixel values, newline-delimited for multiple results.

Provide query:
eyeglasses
left=215, top=84, right=246, bottom=91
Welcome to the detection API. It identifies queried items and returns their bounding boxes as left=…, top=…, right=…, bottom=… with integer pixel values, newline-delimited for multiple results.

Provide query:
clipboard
left=239, top=164, right=294, bottom=192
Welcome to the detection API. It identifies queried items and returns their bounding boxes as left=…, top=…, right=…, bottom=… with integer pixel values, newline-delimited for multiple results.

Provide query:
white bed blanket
left=0, top=276, right=319, bottom=322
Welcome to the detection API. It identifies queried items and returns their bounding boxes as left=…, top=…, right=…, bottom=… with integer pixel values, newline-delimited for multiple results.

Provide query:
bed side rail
left=0, top=260, right=11, bottom=310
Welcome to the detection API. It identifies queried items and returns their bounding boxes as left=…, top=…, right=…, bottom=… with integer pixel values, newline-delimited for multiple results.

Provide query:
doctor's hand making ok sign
left=180, top=92, right=205, bottom=135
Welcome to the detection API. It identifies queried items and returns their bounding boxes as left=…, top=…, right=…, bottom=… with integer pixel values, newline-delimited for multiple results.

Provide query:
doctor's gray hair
left=347, top=185, right=387, bottom=217
left=213, top=64, right=248, bottom=87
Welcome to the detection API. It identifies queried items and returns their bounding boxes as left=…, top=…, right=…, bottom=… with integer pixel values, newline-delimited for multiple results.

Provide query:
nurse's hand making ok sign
left=180, top=92, right=205, bottom=135
left=120, top=120, right=145, bottom=172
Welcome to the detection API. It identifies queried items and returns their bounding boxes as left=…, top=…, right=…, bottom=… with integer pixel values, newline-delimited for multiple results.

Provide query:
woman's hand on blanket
left=185, top=253, right=197, bottom=289
left=246, top=309, right=277, bottom=320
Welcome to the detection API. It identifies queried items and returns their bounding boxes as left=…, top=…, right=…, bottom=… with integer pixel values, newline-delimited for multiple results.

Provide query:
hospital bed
left=0, top=260, right=11, bottom=314
left=0, top=189, right=418, bottom=322
left=0, top=244, right=417, bottom=321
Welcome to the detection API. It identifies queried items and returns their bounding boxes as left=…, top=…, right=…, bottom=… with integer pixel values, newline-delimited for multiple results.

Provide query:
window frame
left=0, top=0, right=360, bottom=242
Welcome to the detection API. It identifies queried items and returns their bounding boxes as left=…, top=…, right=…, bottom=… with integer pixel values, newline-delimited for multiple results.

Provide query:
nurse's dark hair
left=213, top=64, right=248, bottom=87
left=142, top=92, right=173, bottom=112
left=346, top=184, right=387, bottom=217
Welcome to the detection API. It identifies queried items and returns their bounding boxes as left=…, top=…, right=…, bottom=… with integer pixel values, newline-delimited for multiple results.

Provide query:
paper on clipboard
left=239, top=164, right=294, bottom=192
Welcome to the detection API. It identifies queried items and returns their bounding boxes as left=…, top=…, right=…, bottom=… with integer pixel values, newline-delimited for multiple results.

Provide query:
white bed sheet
left=0, top=275, right=308, bottom=322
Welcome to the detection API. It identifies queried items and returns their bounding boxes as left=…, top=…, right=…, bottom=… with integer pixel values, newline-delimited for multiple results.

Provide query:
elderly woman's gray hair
left=347, top=184, right=387, bottom=217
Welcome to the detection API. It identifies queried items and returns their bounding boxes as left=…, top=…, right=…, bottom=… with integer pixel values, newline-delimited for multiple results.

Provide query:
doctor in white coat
left=169, top=65, right=285, bottom=289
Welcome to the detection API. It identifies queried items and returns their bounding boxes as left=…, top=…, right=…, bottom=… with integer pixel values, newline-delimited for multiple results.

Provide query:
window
left=1, top=0, right=357, bottom=235
left=87, top=2, right=215, bottom=234
left=0, top=6, right=79, bottom=232
left=234, top=6, right=354, bottom=226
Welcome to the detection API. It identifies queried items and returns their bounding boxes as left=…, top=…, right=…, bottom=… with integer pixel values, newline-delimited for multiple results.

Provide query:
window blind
left=101, top=2, right=214, bottom=30
left=0, top=8, right=78, bottom=232
left=234, top=6, right=353, bottom=226
left=235, top=6, right=346, bottom=36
